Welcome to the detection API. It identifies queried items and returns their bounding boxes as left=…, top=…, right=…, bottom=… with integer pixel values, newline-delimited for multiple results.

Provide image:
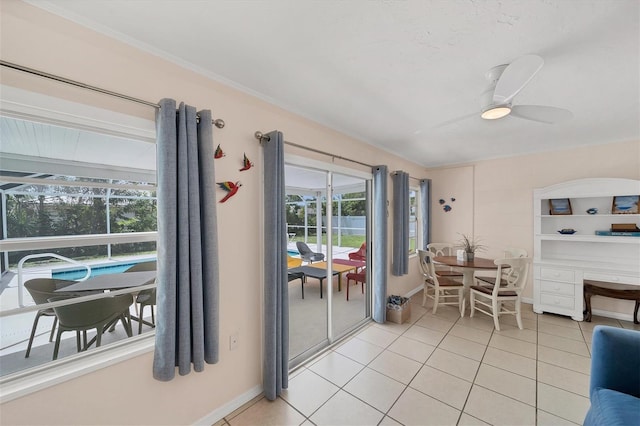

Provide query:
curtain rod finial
left=254, top=131, right=270, bottom=142
left=214, top=119, right=225, bottom=129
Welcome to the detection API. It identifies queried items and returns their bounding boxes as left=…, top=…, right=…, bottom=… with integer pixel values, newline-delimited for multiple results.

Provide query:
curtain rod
left=0, top=60, right=226, bottom=129
left=254, top=131, right=374, bottom=168
left=390, top=171, right=423, bottom=182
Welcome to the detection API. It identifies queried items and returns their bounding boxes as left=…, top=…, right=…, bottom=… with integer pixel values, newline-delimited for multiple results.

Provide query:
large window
left=0, top=87, right=156, bottom=396
left=409, top=188, right=418, bottom=255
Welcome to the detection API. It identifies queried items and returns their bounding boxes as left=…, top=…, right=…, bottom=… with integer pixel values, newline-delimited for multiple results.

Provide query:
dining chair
left=418, top=249, right=464, bottom=315
left=475, top=247, right=528, bottom=285
left=426, top=243, right=463, bottom=278
left=23, top=278, right=78, bottom=358
left=345, top=268, right=366, bottom=301
left=124, top=261, right=157, bottom=334
left=348, top=242, right=366, bottom=261
left=469, top=257, right=531, bottom=330
left=296, top=241, right=325, bottom=263
left=49, top=293, right=134, bottom=360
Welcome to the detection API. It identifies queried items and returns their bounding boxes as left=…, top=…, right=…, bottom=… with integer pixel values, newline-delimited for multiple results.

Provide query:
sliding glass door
left=285, top=161, right=371, bottom=368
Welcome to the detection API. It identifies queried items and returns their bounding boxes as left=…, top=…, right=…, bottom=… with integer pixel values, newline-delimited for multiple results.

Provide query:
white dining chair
left=469, top=257, right=531, bottom=330
left=475, top=247, right=528, bottom=285
left=418, top=249, right=465, bottom=315
left=426, top=243, right=463, bottom=278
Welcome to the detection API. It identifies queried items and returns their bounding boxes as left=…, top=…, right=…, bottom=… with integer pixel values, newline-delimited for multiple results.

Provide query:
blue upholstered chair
left=583, top=325, right=640, bottom=425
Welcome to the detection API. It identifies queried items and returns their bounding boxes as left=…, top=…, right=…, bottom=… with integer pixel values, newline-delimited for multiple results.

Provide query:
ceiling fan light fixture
left=481, top=105, right=511, bottom=120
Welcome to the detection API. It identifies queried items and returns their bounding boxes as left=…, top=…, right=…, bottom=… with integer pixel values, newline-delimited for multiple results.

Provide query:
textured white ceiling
left=30, top=0, right=640, bottom=167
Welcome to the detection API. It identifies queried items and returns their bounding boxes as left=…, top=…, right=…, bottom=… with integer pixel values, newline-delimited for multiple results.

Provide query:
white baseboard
left=193, top=384, right=263, bottom=426
left=405, top=285, right=424, bottom=299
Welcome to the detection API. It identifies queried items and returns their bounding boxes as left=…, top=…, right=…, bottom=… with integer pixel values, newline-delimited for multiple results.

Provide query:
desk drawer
left=540, top=267, right=575, bottom=283
left=540, top=293, right=575, bottom=310
left=583, top=272, right=639, bottom=286
left=539, top=280, right=575, bottom=296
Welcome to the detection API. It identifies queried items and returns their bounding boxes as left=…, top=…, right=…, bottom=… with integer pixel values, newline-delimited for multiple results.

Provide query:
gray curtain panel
left=372, top=165, right=388, bottom=323
left=420, top=179, right=432, bottom=249
left=392, top=171, right=409, bottom=276
left=262, top=130, right=289, bottom=400
left=153, top=99, right=220, bottom=381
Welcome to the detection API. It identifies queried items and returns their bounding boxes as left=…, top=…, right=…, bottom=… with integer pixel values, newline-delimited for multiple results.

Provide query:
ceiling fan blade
left=432, top=112, right=477, bottom=129
left=493, top=55, right=544, bottom=104
left=510, top=105, right=573, bottom=124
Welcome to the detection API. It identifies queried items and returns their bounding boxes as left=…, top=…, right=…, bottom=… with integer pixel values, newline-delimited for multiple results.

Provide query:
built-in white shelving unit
left=533, top=178, right=640, bottom=321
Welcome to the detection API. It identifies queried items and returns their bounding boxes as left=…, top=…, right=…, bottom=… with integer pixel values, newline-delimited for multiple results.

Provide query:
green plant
left=457, top=233, right=485, bottom=253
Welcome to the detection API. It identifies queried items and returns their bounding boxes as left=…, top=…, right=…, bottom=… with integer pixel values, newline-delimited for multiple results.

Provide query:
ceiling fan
left=439, top=55, right=573, bottom=127
left=480, top=54, right=572, bottom=123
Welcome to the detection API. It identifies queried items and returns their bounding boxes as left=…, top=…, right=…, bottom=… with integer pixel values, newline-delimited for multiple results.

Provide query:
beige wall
left=0, top=1, right=424, bottom=424
left=1, top=1, right=639, bottom=424
left=430, top=140, right=640, bottom=310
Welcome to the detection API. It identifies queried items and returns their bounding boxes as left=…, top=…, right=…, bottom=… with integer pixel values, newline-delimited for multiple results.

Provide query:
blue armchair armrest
left=584, top=325, right=640, bottom=425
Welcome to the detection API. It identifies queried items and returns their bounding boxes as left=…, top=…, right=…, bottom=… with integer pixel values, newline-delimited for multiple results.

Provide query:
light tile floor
left=216, top=295, right=640, bottom=426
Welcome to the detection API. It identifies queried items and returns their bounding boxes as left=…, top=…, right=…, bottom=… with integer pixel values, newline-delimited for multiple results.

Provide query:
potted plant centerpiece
left=457, top=234, right=485, bottom=261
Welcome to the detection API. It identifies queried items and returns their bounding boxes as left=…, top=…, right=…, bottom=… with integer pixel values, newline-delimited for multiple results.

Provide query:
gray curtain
left=153, top=99, right=219, bottom=381
left=420, top=179, right=432, bottom=249
left=392, top=171, right=409, bottom=276
left=372, top=166, right=388, bottom=323
left=262, top=130, right=289, bottom=400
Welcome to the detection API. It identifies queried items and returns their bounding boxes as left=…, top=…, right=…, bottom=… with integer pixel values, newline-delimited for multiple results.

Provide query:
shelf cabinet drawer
left=539, top=280, right=575, bottom=296
left=540, top=267, right=575, bottom=283
left=540, top=293, right=575, bottom=310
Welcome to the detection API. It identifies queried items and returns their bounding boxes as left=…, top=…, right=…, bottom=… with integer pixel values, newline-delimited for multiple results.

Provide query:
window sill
left=0, top=333, right=154, bottom=403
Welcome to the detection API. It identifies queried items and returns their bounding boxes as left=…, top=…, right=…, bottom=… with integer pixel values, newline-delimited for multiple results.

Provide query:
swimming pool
left=52, top=258, right=156, bottom=280
left=287, top=250, right=299, bottom=256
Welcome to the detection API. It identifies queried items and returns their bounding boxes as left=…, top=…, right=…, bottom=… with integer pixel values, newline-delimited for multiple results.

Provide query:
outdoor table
left=54, top=270, right=157, bottom=292
left=287, top=265, right=340, bottom=299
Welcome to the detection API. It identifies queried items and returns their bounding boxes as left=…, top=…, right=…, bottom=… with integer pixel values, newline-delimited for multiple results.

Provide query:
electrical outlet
left=229, top=332, right=239, bottom=351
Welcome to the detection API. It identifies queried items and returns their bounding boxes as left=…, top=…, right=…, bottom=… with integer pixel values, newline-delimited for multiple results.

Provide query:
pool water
left=287, top=250, right=299, bottom=256
left=52, top=259, right=156, bottom=281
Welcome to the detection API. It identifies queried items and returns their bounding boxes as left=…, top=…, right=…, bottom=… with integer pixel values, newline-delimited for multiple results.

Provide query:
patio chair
left=49, top=293, right=133, bottom=360
left=348, top=243, right=366, bottom=261
left=296, top=242, right=325, bottom=263
left=345, top=268, right=366, bottom=301
left=124, top=261, right=157, bottom=334
left=23, top=278, right=80, bottom=358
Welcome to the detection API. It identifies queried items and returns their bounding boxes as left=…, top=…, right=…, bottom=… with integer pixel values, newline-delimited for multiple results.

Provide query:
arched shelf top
left=534, top=178, right=640, bottom=198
